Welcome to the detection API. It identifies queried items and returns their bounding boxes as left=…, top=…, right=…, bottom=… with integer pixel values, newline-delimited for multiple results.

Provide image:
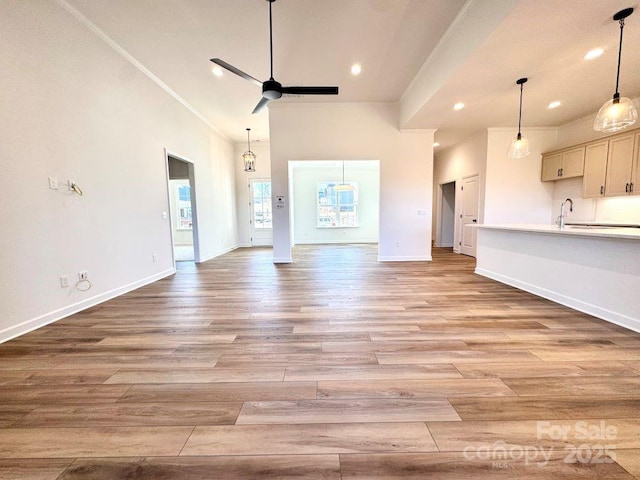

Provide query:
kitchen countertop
left=475, top=223, right=640, bottom=240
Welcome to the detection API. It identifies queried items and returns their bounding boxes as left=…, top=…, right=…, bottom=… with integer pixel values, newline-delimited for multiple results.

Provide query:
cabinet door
left=605, top=133, right=635, bottom=197
left=561, top=147, right=585, bottom=178
left=633, top=132, right=640, bottom=196
left=541, top=152, right=562, bottom=181
left=583, top=141, right=608, bottom=198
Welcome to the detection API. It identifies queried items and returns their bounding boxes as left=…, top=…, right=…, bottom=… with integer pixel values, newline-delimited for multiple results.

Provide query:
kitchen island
left=475, top=224, right=640, bottom=332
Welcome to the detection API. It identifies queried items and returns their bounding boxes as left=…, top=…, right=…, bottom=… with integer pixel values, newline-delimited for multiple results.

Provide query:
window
left=252, top=181, right=272, bottom=229
left=317, top=182, right=358, bottom=228
left=176, top=184, right=192, bottom=230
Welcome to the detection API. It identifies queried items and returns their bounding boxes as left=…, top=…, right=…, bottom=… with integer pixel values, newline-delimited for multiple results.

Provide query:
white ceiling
left=65, top=0, right=640, bottom=149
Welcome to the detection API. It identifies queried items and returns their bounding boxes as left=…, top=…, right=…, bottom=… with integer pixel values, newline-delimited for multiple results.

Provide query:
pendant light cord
left=269, top=1, right=274, bottom=80
left=246, top=128, right=251, bottom=151
left=517, top=81, right=523, bottom=138
left=615, top=18, right=625, bottom=96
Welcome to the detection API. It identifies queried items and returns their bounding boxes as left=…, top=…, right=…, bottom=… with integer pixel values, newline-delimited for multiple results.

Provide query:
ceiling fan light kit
left=507, top=77, right=531, bottom=159
left=210, top=0, right=339, bottom=115
left=594, top=7, right=637, bottom=132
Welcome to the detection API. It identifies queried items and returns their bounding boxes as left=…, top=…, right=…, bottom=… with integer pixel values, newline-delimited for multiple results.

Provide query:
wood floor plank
left=321, top=340, right=468, bottom=353
left=449, top=396, right=640, bottom=421
left=376, top=350, right=542, bottom=364
left=0, top=426, right=194, bottom=458
left=428, top=419, right=640, bottom=451
left=502, top=377, right=640, bottom=396
left=236, top=399, right=460, bottom=424
left=103, top=366, right=285, bottom=384
left=58, top=455, right=341, bottom=480
left=181, top=423, right=437, bottom=455
left=317, top=379, right=516, bottom=399
left=0, top=459, right=74, bottom=480
left=455, top=361, right=639, bottom=379
left=284, top=364, right=462, bottom=381
left=215, top=352, right=378, bottom=367
left=0, top=385, right=130, bottom=404
left=339, top=452, right=634, bottom=479
left=14, top=402, right=242, bottom=427
left=0, top=405, right=38, bottom=427
left=119, top=381, right=317, bottom=403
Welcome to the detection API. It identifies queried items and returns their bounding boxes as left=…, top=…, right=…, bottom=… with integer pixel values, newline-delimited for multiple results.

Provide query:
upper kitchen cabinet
left=583, top=141, right=609, bottom=198
left=541, top=146, right=585, bottom=181
left=633, top=132, right=640, bottom=196
left=604, top=132, right=636, bottom=197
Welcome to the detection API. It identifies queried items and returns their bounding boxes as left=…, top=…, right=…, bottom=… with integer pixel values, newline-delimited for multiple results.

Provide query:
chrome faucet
left=557, top=198, right=574, bottom=229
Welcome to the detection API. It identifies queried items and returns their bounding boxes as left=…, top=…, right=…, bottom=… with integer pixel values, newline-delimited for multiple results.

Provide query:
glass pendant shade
left=507, top=133, right=531, bottom=159
left=242, top=150, right=256, bottom=172
left=593, top=95, right=638, bottom=132
left=594, top=8, right=636, bottom=132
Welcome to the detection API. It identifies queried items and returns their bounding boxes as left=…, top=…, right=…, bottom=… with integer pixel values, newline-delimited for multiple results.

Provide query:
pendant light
left=507, top=77, right=531, bottom=159
left=334, top=161, right=354, bottom=191
left=242, top=128, right=256, bottom=172
left=594, top=8, right=637, bottom=132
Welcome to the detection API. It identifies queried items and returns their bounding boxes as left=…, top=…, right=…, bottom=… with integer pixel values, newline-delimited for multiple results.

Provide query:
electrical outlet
left=78, top=271, right=89, bottom=281
left=161, top=211, right=168, bottom=220
left=60, top=275, right=69, bottom=288
left=152, top=253, right=158, bottom=263
left=48, top=176, right=58, bottom=190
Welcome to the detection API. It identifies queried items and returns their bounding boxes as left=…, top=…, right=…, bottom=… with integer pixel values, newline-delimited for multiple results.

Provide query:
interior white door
left=250, top=179, right=273, bottom=246
left=460, top=174, right=479, bottom=257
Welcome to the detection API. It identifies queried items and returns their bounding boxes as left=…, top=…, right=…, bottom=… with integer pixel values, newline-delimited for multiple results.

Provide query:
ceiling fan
left=210, top=0, right=339, bottom=114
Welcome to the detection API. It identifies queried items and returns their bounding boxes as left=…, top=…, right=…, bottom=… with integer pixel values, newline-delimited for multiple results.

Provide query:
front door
left=460, top=174, right=479, bottom=257
left=250, top=179, right=273, bottom=246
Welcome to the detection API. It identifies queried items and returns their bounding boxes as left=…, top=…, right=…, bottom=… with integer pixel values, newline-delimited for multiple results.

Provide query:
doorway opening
left=166, top=153, right=200, bottom=263
left=437, top=181, right=456, bottom=248
left=249, top=179, right=273, bottom=246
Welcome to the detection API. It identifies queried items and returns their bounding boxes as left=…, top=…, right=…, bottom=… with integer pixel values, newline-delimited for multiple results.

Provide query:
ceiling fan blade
left=252, top=96, right=271, bottom=114
left=210, top=58, right=262, bottom=87
left=281, top=86, right=339, bottom=95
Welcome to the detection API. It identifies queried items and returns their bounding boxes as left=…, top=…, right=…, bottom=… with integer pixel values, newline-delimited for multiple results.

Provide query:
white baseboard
left=438, top=242, right=454, bottom=248
left=0, top=268, right=176, bottom=344
left=378, top=255, right=433, bottom=262
left=475, top=267, right=640, bottom=333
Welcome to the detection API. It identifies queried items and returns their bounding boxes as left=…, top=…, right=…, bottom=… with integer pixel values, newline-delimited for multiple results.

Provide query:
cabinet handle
left=626, top=183, right=630, bottom=193
left=600, top=186, right=604, bottom=195
left=560, top=168, right=563, bottom=176
left=557, top=168, right=561, bottom=177
left=631, top=183, right=634, bottom=193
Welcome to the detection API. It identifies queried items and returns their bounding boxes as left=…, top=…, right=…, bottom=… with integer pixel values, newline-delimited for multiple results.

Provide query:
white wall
left=0, top=1, right=238, bottom=342
left=433, top=131, right=488, bottom=250
left=291, top=162, right=380, bottom=244
left=269, top=103, right=435, bottom=262
left=234, top=142, right=272, bottom=247
left=484, top=128, right=558, bottom=224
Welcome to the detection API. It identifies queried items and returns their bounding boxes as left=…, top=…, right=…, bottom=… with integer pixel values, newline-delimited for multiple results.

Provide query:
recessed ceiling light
left=584, top=48, right=604, bottom=60
left=212, top=66, right=224, bottom=77
left=547, top=101, right=562, bottom=109
left=433, top=142, right=440, bottom=147
left=453, top=102, right=465, bottom=111
left=351, top=64, right=362, bottom=76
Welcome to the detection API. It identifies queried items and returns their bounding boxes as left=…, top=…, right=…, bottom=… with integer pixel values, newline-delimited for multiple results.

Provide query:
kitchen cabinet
left=541, top=146, right=584, bottom=181
left=582, top=141, right=608, bottom=198
left=604, top=132, right=635, bottom=196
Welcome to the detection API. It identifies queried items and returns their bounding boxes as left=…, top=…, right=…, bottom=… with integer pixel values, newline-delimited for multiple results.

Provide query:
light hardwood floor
left=1, top=245, right=639, bottom=479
